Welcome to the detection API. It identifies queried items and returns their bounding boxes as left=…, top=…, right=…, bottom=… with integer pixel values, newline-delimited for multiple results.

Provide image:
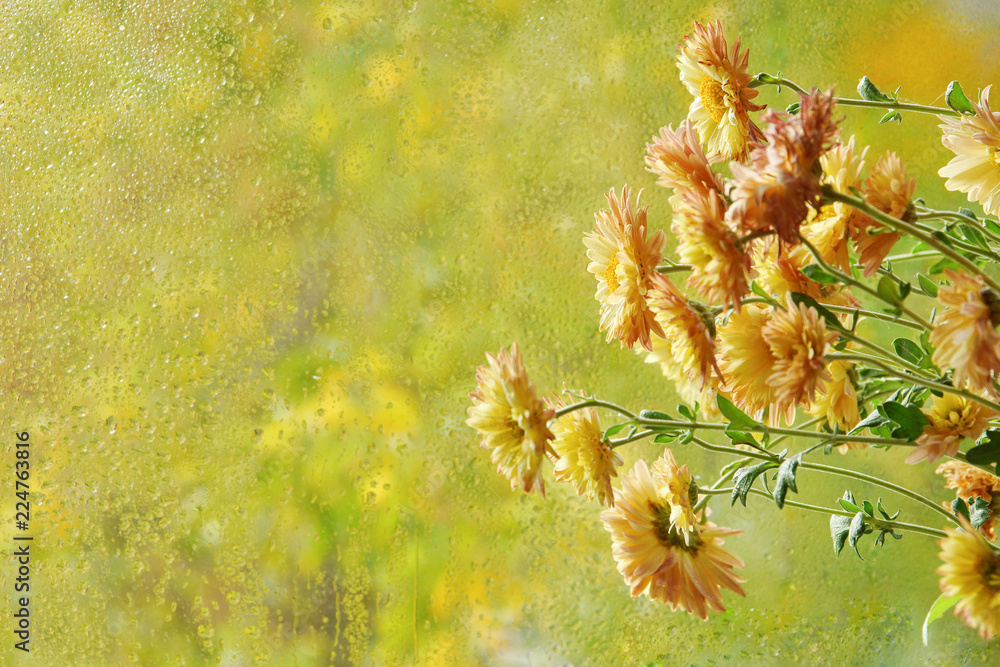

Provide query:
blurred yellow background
left=3, top=0, right=1000, bottom=664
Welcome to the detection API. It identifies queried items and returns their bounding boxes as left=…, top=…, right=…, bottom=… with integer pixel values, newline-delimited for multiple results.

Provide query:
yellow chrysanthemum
left=717, top=303, right=783, bottom=422
left=850, top=151, right=913, bottom=277
left=600, top=459, right=746, bottom=619
left=801, top=136, right=868, bottom=273
left=548, top=398, right=623, bottom=508
left=645, top=120, right=723, bottom=202
left=937, top=461, right=1000, bottom=541
left=939, top=85, right=1000, bottom=217
left=647, top=273, right=720, bottom=389
left=751, top=237, right=859, bottom=309
left=762, top=295, right=838, bottom=414
left=930, top=270, right=1000, bottom=394
left=938, top=522, right=1000, bottom=639
left=807, top=360, right=861, bottom=445
left=584, top=186, right=667, bottom=351
left=906, top=393, right=991, bottom=465
left=672, top=190, right=750, bottom=309
left=650, top=449, right=699, bottom=544
left=676, top=20, right=763, bottom=163
left=467, top=344, right=556, bottom=496
left=638, top=331, right=725, bottom=421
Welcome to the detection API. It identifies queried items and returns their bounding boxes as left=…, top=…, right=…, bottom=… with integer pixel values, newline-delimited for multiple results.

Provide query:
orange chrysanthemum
left=906, top=393, right=991, bottom=465
left=806, top=360, right=861, bottom=445
left=646, top=273, right=720, bottom=389
left=850, top=151, right=913, bottom=277
left=650, top=450, right=699, bottom=544
left=938, top=522, right=1000, bottom=639
left=600, top=458, right=746, bottom=618
left=762, top=295, right=838, bottom=414
left=930, top=270, right=1000, bottom=394
left=937, top=461, right=1000, bottom=540
left=801, top=136, right=868, bottom=273
left=467, top=344, right=556, bottom=496
left=548, top=398, right=623, bottom=508
left=638, top=331, right=725, bottom=420
left=645, top=120, right=723, bottom=202
left=672, top=190, right=750, bottom=308
left=717, top=303, right=780, bottom=421
left=676, top=21, right=764, bottom=163
left=727, top=90, right=840, bottom=243
left=939, top=85, right=1000, bottom=217
left=584, top=186, right=667, bottom=351
left=751, top=237, right=859, bottom=309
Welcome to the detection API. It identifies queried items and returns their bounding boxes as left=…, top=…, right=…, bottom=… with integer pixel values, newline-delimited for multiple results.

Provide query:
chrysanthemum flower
left=467, top=344, right=556, bottom=496
left=600, top=459, right=746, bottom=618
left=585, top=186, right=667, bottom=351
left=717, top=303, right=781, bottom=421
left=647, top=273, right=720, bottom=389
left=672, top=190, right=750, bottom=308
left=727, top=90, right=840, bottom=243
left=939, top=85, right=1000, bottom=217
left=676, top=20, right=764, bottom=163
left=645, top=120, right=723, bottom=201
left=650, top=450, right=699, bottom=544
left=638, top=331, right=725, bottom=420
left=906, top=393, right=992, bottom=465
left=801, top=137, right=868, bottom=273
left=930, top=270, right=1000, bottom=394
left=762, top=295, right=838, bottom=414
left=751, top=237, right=859, bottom=309
left=806, top=360, right=861, bottom=439
left=937, top=522, right=1000, bottom=639
left=937, top=461, right=1000, bottom=540
left=850, top=151, right=914, bottom=277
left=547, top=398, right=623, bottom=508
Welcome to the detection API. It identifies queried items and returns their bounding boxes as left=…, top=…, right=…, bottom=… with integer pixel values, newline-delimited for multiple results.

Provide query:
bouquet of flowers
left=466, top=20, right=1000, bottom=641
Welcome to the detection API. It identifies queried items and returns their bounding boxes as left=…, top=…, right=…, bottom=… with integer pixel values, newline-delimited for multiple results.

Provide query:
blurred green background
left=4, top=0, right=1000, bottom=664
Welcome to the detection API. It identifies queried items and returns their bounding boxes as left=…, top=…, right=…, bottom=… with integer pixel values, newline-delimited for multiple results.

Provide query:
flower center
left=988, top=146, right=1000, bottom=168
left=982, top=552, right=1000, bottom=591
left=604, top=254, right=621, bottom=293
left=699, top=77, right=728, bottom=124
left=650, top=501, right=701, bottom=551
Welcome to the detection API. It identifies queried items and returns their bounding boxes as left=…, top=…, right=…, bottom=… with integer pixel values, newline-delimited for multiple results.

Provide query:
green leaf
left=920, top=329, right=935, bottom=355
left=716, top=395, right=758, bottom=430
left=917, top=274, right=939, bottom=297
left=861, top=500, right=874, bottom=517
left=750, top=280, right=774, bottom=301
left=773, top=453, right=802, bottom=509
left=652, top=432, right=678, bottom=444
left=876, top=276, right=903, bottom=305
left=970, top=497, right=992, bottom=529
left=958, top=208, right=978, bottom=220
left=952, top=497, right=970, bottom=523
left=928, top=257, right=960, bottom=274
left=879, top=401, right=930, bottom=441
left=877, top=497, right=900, bottom=521
left=839, top=498, right=861, bottom=513
left=923, top=593, right=963, bottom=646
left=848, top=410, right=889, bottom=436
left=788, top=292, right=847, bottom=332
left=959, top=224, right=990, bottom=250
left=725, top=428, right=762, bottom=449
left=879, top=110, right=902, bottom=124
left=678, top=430, right=694, bottom=445
left=892, top=338, right=924, bottom=365
left=731, top=461, right=781, bottom=507
left=602, top=423, right=629, bottom=440
left=830, top=514, right=853, bottom=556
left=966, top=429, right=1000, bottom=465
left=858, top=76, right=894, bottom=103
left=785, top=102, right=800, bottom=115
left=801, top=264, right=840, bottom=285
left=945, top=80, right=977, bottom=116
left=848, top=512, right=869, bottom=559
left=676, top=404, right=695, bottom=421
left=639, top=409, right=673, bottom=421
left=986, top=219, right=1000, bottom=235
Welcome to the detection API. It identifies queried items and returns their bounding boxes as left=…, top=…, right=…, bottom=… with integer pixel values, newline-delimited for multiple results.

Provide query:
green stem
left=749, top=73, right=958, bottom=117
left=912, top=220, right=1000, bottom=262
left=689, top=435, right=778, bottom=463
left=819, top=304, right=922, bottom=330
left=609, top=430, right=656, bottom=449
left=656, top=264, right=693, bottom=275
left=828, top=352, right=1000, bottom=414
left=837, top=328, right=932, bottom=377
left=881, top=250, right=943, bottom=264
left=699, top=487, right=949, bottom=538
left=635, top=415, right=913, bottom=447
left=555, top=399, right=639, bottom=421
left=916, top=208, right=1000, bottom=246
left=824, top=187, right=1000, bottom=294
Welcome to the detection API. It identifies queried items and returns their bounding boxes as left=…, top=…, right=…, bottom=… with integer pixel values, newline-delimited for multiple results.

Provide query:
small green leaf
left=848, top=512, right=868, bottom=559
left=862, top=500, right=874, bottom=517
left=878, top=110, right=903, bottom=124
left=652, top=432, right=678, bottom=444
left=602, top=423, right=629, bottom=440
left=750, top=281, right=774, bottom=301
left=830, top=514, right=853, bottom=556
left=892, top=338, right=924, bottom=365
left=716, top=395, right=758, bottom=430
left=858, top=76, right=894, bottom=103
left=786, top=102, right=800, bottom=115
left=848, top=410, right=889, bottom=436
left=952, top=497, right=970, bottom=523
left=877, top=275, right=903, bottom=305
left=678, top=430, right=694, bottom=445
left=731, top=461, right=781, bottom=507
left=725, top=428, right=762, bottom=449
left=877, top=497, right=900, bottom=521
left=788, top=292, right=847, bottom=332
left=676, top=404, right=695, bottom=421
left=839, top=498, right=862, bottom=513
left=945, top=80, right=977, bottom=116
left=958, top=208, right=978, bottom=220
left=801, top=264, right=840, bottom=285
left=959, top=224, right=990, bottom=250
left=970, top=497, right=992, bottom=529
left=879, top=401, right=930, bottom=441
left=639, top=410, right=673, bottom=421
left=985, top=219, right=1000, bottom=235
left=917, top=274, right=939, bottom=297
left=928, top=257, right=960, bottom=274
left=966, top=429, right=1000, bottom=465
left=920, top=329, right=935, bottom=355
left=773, top=453, right=802, bottom=509
left=923, top=593, right=963, bottom=646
